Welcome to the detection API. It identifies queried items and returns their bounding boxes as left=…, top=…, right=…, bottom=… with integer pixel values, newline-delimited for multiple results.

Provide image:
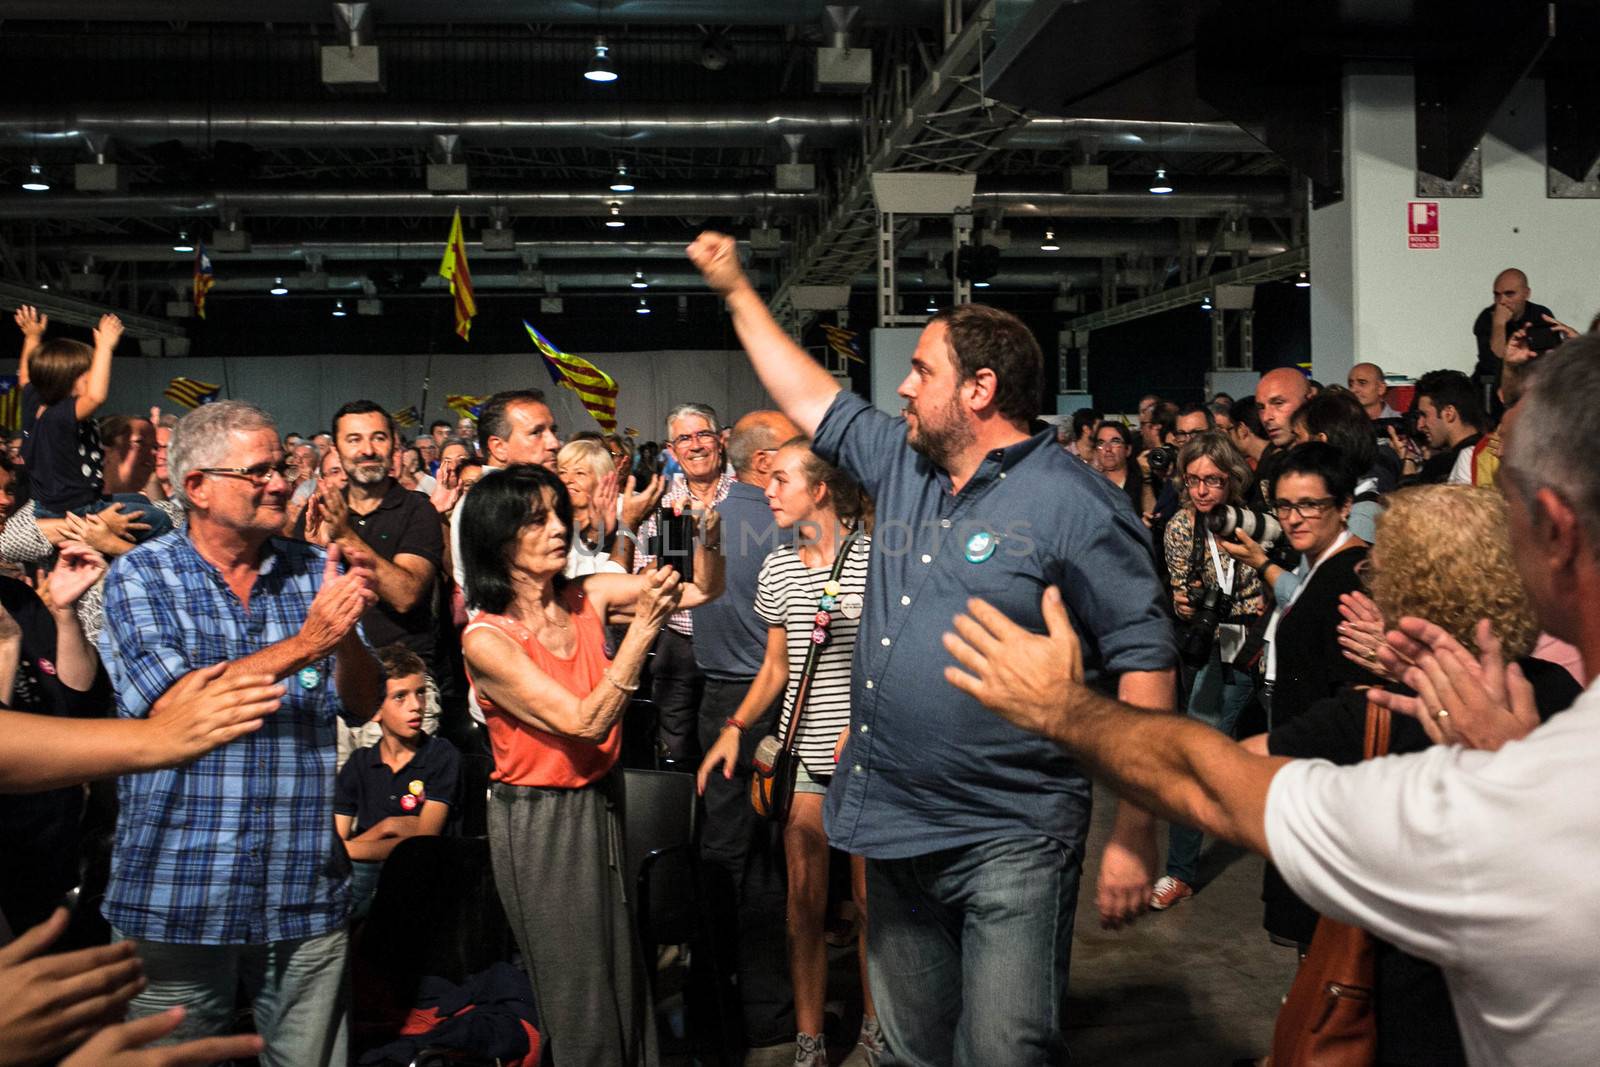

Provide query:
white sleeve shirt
left=1264, top=682, right=1600, bottom=1065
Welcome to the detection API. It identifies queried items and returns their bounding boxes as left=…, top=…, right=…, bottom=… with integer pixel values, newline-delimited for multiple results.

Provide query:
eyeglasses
left=1183, top=474, right=1228, bottom=490
left=1271, top=497, right=1337, bottom=520
left=1093, top=440, right=1127, bottom=451
left=670, top=430, right=719, bottom=450
left=1169, top=430, right=1197, bottom=443
left=197, top=462, right=287, bottom=486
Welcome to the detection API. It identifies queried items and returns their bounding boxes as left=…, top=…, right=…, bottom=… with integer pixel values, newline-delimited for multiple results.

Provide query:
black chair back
left=621, top=767, right=698, bottom=948
left=360, top=835, right=513, bottom=984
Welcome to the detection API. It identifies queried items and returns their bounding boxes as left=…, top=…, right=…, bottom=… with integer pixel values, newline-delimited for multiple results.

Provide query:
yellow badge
left=823, top=580, right=842, bottom=597
left=408, top=780, right=425, bottom=796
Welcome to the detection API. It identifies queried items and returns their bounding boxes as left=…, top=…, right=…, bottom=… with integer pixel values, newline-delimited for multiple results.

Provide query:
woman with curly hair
left=1245, top=484, right=1581, bottom=1067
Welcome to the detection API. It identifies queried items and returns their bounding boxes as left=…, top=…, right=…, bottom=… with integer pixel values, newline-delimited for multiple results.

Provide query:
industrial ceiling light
left=172, top=231, right=195, bottom=253
left=20, top=161, right=49, bottom=193
left=1201, top=293, right=1213, bottom=311
left=630, top=270, right=648, bottom=289
left=1149, top=167, right=1174, bottom=195
left=635, top=297, right=651, bottom=315
left=605, top=202, right=625, bottom=228
left=973, top=280, right=991, bottom=288
left=1040, top=228, right=1060, bottom=252
left=924, top=296, right=938, bottom=313
left=585, top=36, right=618, bottom=83
left=609, top=163, right=634, bottom=193
left=269, top=277, right=289, bottom=295
left=332, top=299, right=348, bottom=317
left=1295, top=271, right=1311, bottom=288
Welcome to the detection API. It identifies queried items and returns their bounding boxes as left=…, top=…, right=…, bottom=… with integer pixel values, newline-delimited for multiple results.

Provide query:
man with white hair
left=97, top=400, right=382, bottom=1066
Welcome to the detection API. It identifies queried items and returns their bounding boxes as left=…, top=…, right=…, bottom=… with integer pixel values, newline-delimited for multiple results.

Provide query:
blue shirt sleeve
left=1056, top=481, right=1177, bottom=675
left=98, top=555, right=196, bottom=719
left=810, top=390, right=909, bottom=502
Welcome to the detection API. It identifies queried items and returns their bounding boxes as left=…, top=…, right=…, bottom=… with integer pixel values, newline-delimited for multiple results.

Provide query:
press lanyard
left=1264, top=530, right=1353, bottom=684
left=1206, top=530, right=1234, bottom=597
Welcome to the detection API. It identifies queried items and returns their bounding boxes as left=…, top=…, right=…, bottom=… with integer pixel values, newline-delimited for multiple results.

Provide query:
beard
left=345, top=452, right=390, bottom=486
left=906, top=394, right=975, bottom=469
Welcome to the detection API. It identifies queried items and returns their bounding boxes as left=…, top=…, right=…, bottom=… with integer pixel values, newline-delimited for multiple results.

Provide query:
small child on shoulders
left=14, top=305, right=171, bottom=540
left=334, top=645, right=461, bottom=919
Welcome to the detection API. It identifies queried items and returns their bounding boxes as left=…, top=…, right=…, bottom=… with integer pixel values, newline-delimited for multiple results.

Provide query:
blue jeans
left=866, top=835, right=1081, bottom=1067
left=349, top=860, right=383, bottom=920
left=114, top=926, right=349, bottom=1067
left=1165, top=648, right=1255, bottom=885
left=35, top=493, right=174, bottom=541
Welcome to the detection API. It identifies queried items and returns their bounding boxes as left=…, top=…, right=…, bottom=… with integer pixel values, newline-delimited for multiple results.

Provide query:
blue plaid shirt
left=98, top=531, right=363, bottom=945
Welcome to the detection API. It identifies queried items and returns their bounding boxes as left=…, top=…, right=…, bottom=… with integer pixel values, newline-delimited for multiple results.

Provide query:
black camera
left=645, top=508, right=696, bottom=583
left=1204, top=504, right=1283, bottom=548
left=1146, top=445, right=1178, bottom=478
left=1524, top=324, right=1565, bottom=354
left=1178, top=585, right=1234, bottom=667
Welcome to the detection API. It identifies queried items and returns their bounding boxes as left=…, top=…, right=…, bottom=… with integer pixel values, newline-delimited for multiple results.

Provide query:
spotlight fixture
left=605, top=203, right=625, bottom=228
left=172, top=231, right=195, bottom=253
left=609, top=163, right=635, bottom=193
left=924, top=297, right=938, bottom=313
left=1295, top=270, right=1311, bottom=288
left=584, top=36, right=618, bottom=83
left=630, top=270, right=648, bottom=289
left=1040, top=228, right=1060, bottom=252
left=973, top=280, right=991, bottom=288
left=1149, top=167, right=1174, bottom=195
left=269, top=277, right=289, bottom=296
left=1200, top=293, right=1213, bottom=311
left=635, top=297, right=651, bottom=315
left=20, top=161, right=49, bottom=193
left=332, top=299, right=348, bottom=317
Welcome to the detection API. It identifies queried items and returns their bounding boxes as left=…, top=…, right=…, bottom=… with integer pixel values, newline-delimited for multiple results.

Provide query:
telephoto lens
left=1204, top=504, right=1283, bottom=548
left=1146, top=445, right=1178, bottom=477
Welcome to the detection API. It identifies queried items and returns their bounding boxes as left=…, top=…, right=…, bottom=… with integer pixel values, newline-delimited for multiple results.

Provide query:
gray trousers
left=488, top=775, right=659, bottom=1067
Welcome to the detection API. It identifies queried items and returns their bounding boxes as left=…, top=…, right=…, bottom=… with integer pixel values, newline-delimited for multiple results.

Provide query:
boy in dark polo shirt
left=334, top=645, right=460, bottom=918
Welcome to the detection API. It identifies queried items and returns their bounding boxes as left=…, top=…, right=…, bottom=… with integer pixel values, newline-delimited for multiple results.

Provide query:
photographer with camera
left=1148, top=432, right=1268, bottom=910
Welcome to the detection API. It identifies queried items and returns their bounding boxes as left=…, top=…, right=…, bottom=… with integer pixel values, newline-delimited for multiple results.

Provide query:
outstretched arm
left=73, top=313, right=121, bottom=421
left=686, top=232, right=839, bottom=435
left=14, top=305, right=46, bottom=386
left=944, top=588, right=1288, bottom=859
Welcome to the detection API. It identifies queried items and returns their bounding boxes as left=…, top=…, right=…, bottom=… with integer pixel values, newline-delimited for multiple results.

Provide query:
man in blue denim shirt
left=98, top=400, right=383, bottom=1067
left=689, top=234, right=1176, bottom=1065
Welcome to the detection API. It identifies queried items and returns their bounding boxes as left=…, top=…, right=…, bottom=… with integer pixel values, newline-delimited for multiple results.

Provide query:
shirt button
left=900, top=594, right=911, bottom=606
left=940, top=519, right=951, bottom=529
left=920, top=553, right=932, bottom=564
left=860, top=723, right=870, bottom=734
left=853, top=763, right=863, bottom=773
left=880, top=637, right=891, bottom=646
left=865, top=680, right=874, bottom=689
left=999, top=472, right=1007, bottom=479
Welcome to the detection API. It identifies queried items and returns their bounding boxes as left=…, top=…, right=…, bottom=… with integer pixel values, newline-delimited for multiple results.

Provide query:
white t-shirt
left=1448, top=445, right=1475, bottom=485
left=1264, top=679, right=1600, bottom=1066
left=753, top=536, right=871, bottom=777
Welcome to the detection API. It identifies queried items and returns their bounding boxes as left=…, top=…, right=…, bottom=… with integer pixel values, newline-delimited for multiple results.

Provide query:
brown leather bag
left=1268, top=701, right=1390, bottom=1067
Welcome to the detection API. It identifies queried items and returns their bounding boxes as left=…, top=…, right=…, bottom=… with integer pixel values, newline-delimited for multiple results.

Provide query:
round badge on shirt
left=400, top=793, right=419, bottom=812
left=297, top=666, right=321, bottom=690
left=964, top=531, right=997, bottom=564
left=408, top=779, right=425, bottom=796
left=839, top=592, right=864, bottom=620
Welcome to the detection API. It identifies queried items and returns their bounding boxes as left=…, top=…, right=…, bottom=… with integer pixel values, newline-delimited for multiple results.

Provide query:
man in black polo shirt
left=297, top=400, right=444, bottom=673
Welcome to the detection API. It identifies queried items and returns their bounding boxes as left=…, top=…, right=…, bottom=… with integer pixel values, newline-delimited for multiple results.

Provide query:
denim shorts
left=795, top=757, right=831, bottom=796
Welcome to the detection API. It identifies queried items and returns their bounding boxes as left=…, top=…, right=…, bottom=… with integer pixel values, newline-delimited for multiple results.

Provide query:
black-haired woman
left=459, top=464, right=723, bottom=1067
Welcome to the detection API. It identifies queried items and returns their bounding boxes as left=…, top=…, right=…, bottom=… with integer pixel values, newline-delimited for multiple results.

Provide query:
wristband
left=723, top=717, right=747, bottom=733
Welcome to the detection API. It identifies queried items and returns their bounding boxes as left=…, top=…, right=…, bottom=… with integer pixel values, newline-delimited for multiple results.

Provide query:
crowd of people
left=0, top=253, right=1595, bottom=1067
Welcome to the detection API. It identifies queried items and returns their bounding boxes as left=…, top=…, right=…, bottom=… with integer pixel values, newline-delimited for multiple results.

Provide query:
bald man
left=692, top=409, right=802, bottom=1050
left=1347, top=362, right=1400, bottom=421
left=1474, top=268, right=1556, bottom=381
left=1254, top=368, right=1311, bottom=449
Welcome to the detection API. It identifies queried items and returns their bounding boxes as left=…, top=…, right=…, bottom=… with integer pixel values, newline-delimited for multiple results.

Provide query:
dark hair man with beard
left=687, top=232, right=1176, bottom=1065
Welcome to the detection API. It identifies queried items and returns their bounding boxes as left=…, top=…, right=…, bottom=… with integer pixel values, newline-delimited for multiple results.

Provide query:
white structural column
left=1311, top=73, right=1599, bottom=384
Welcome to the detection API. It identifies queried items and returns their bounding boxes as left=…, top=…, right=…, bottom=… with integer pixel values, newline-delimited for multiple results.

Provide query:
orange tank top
left=465, top=587, right=621, bottom=788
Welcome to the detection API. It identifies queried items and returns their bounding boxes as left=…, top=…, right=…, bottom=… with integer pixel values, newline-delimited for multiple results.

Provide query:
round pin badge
left=809, top=626, right=829, bottom=645
left=814, top=610, right=832, bottom=627
left=822, top=580, right=842, bottom=598
left=964, top=531, right=997, bottom=564
left=408, top=779, right=425, bottom=796
left=839, top=592, right=864, bottom=620
left=820, top=594, right=838, bottom=612
left=297, top=666, right=321, bottom=690
left=400, top=794, right=419, bottom=812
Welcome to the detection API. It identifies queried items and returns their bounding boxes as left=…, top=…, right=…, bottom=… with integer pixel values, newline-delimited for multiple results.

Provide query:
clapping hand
left=1368, top=617, right=1539, bottom=750
left=0, top=909, right=144, bottom=1066
left=59, top=1007, right=264, bottom=1067
left=1336, top=590, right=1392, bottom=679
left=632, top=565, right=684, bottom=631
left=300, top=543, right=377, bottom=658
left=148, top=662, right=285, bottom=762
left=621, top=474, right=666, bottom=531
left=43, top=543, right=109, bottom=612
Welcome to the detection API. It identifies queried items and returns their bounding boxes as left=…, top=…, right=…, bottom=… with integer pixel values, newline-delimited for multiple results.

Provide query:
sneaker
left=1149, top=875, right=1194, bottom=910
left=794, top=1032, right=826, bottom=1067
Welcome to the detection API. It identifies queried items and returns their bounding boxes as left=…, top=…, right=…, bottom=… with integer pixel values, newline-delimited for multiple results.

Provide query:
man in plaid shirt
left=97, top=401, right=383, bottom=1067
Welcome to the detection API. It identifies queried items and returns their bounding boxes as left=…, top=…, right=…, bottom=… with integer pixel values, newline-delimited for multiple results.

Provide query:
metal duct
left=0, top=102, right=859, bottom=151
left=3, top=0, right=946, bottom=24
left=0, top=106, right=1263, bottom=154
left=0, top=180, right=1290, bottom=220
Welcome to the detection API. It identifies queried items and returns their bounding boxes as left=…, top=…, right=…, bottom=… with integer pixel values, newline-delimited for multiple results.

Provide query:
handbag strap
left=1363, top=699, right=1392, bottom=760
left=777, top=535, right=856, bottom=753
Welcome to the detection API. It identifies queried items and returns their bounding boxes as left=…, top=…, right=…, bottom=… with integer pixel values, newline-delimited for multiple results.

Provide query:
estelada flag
left=164, top=376, right=221, bottom=409
left=524, top=321, right=618, bottom=432
left=438, top=208, right=477, bottom=341
left=445, top=394, right=485, bottom=420
left=0, top=376, right=20, bottom=432
left=193, top=242, right=215, bottom=319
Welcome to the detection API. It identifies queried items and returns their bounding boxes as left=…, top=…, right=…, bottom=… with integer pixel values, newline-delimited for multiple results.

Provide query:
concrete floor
left=1064, top=783, right=1297, bottom=1066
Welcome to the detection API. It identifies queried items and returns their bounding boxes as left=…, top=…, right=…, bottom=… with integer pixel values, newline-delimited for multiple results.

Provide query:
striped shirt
left=754, top=536, right=871, bottom=777
left=98, top=531, right=365, bottom=945
left=633, top=470, right=732, bottom=637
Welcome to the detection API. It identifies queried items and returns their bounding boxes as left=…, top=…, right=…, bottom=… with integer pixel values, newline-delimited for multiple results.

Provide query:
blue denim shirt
left=98, top=531, right=364, bottom=945
left=815, top=390, right=1175, bottom=859
left=692, top=479, right=778, bottom=681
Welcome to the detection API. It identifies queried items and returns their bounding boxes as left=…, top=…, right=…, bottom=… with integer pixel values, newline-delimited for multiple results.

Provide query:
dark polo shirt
left=334, top=734, right=460, bottom=833
left=296, top=479, right=443, bottom=664
left=693, top=479, right=778, bottom=681
left=814, top=389, right=1175, bottom=860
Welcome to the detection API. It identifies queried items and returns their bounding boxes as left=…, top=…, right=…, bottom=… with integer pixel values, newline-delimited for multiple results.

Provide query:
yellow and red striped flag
left=0, top=376, right=20, bottom=432
left=163, top=376, right=221, bottom=409
left=193, top=242, right=215, bottom=319
left=445, top=394, right=486, bottom=420
left=524, top=321, right=617, bottom=431
left=437, top=208, right=477, bottom=340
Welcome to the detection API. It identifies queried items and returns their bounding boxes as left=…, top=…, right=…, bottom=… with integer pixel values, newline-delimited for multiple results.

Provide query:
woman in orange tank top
left=458, top=465, right=723, bottom=1067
